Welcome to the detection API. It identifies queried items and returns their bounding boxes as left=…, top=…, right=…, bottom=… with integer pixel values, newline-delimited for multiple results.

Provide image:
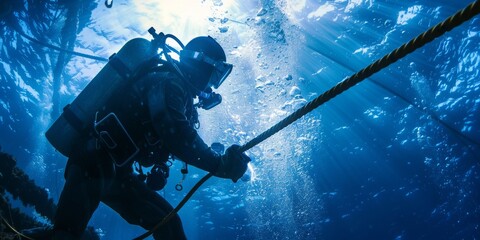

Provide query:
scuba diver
left=22, top=33, right=250, bottom=239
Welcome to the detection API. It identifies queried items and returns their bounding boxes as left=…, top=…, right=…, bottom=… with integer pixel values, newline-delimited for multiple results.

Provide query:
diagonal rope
left=134, top=1, right=480, bottom=239
left=11, top=25, right=109, bottom=62
left=239, top=0, right=480, bottom=153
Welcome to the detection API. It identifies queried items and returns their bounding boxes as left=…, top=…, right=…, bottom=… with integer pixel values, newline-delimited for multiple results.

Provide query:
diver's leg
left=53, top=163, right=100, bottom=238
left=54, top=140, right=115, bottom=239
left=102, top=170, right=187, bottom=240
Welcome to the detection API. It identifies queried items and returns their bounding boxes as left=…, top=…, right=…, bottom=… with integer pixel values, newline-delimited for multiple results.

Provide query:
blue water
left=1, top=0, right=479, bottom=239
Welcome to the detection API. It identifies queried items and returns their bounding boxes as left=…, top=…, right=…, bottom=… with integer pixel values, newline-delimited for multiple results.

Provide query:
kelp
left=0, top=150, right=99, bottom=239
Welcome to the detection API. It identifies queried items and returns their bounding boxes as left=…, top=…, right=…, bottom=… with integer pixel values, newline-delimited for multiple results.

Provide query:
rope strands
left=135, top=1, right=480, bottom=239
left=239, top=0, right=480, bottom=153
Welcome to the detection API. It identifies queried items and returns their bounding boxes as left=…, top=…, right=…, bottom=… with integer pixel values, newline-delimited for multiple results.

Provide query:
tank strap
left=63, top=104, right=84, bottom=132
left=109, top=54, right=132, bottom=80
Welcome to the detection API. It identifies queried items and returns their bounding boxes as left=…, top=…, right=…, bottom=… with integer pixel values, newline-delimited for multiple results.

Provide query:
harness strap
left=63, top=104, right=85, bottom=132
left=109, top=54, right=133, bottom=80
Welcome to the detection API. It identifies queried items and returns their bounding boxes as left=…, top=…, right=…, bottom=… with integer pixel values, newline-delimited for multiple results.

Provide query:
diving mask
left=180, top=49, right=233, bottom=89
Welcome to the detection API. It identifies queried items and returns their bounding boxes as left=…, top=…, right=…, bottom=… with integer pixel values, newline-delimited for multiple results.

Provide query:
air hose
left=136, top=1, right=480, bottom=239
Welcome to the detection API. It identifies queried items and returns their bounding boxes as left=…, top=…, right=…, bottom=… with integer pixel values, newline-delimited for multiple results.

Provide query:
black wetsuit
left=53, top=68, right=221, bottom=239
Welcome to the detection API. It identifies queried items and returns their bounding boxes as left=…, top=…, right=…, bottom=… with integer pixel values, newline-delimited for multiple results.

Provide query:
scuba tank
left=45, top=37, right=158, bottom=158
left=46, top=27, right=224, bottom=162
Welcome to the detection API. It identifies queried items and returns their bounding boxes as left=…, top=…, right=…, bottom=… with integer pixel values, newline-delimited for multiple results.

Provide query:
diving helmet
left=180, top=36, right=232, bottom=92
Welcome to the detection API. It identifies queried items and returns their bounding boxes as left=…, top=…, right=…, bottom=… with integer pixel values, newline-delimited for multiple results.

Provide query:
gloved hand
left=214, top=145, right=250, bottom=182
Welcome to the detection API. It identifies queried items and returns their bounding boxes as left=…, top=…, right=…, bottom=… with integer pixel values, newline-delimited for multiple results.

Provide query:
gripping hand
left=214, top=145, right=250, bottom=182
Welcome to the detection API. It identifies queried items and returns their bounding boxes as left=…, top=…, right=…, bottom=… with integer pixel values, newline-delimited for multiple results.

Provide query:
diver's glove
left=214, top=145, right=250, bottom=182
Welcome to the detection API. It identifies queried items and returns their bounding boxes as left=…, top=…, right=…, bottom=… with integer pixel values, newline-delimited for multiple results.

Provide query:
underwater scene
left=1, top=0, right=479, bottom=239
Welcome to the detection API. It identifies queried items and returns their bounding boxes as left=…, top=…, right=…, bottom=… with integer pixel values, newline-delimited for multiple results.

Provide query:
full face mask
left=180, top=49, right=233, bottom=89
left=180, top=49, right=232, bottom=110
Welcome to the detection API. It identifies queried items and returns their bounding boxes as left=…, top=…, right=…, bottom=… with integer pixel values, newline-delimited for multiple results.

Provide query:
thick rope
left=240, top=0, right=480, bottom=153
left=134, top=1, right=480, bottom=239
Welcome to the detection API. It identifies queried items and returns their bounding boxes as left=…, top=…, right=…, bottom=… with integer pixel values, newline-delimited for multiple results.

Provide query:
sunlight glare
left=132, top=0, right=216, bottom=41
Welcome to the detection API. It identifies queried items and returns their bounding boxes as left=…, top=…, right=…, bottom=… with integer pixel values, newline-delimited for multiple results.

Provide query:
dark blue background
left=1, top=0, right=479, bottom=239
